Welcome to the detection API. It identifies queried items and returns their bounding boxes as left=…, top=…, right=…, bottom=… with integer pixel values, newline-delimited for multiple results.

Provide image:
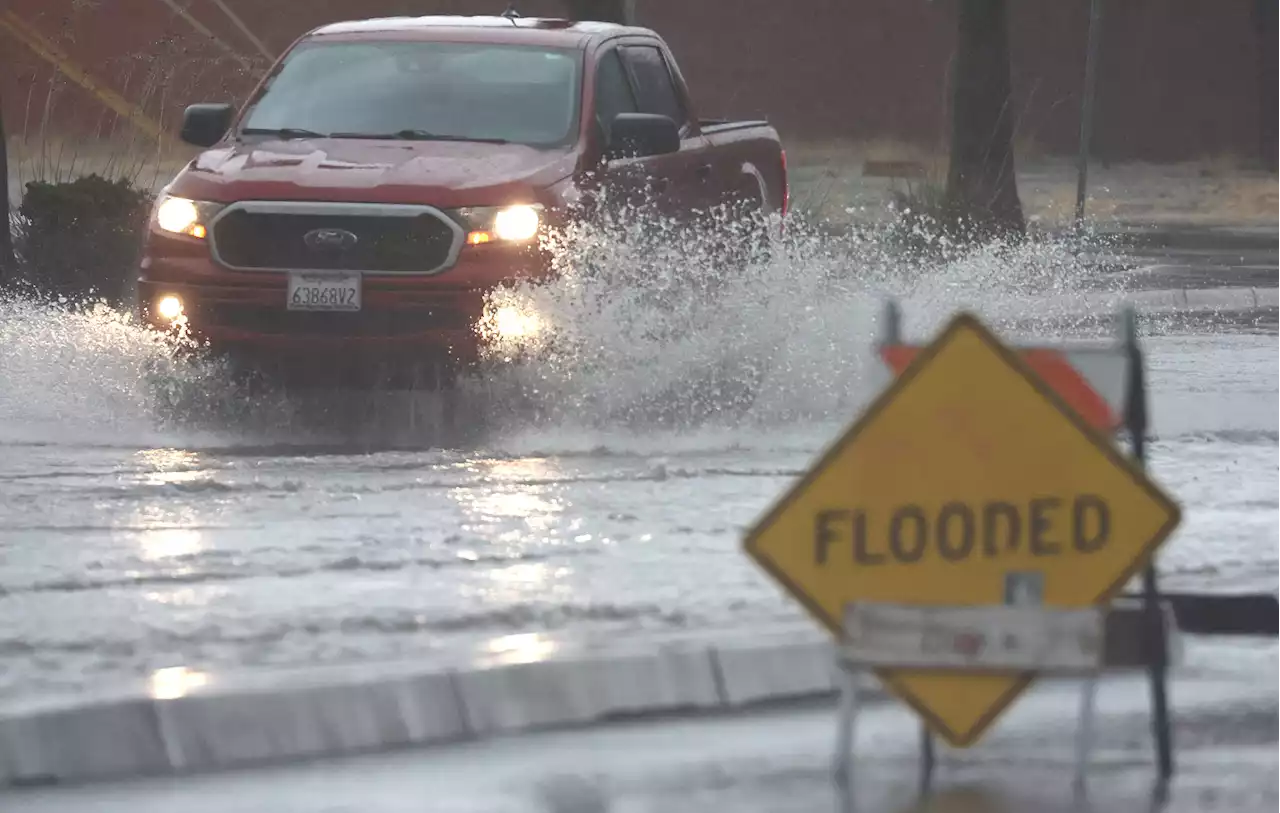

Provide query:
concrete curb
left=954, top=286, right=1278, bottom=320
left=1131, top=286, right=1269, bottom=311
left=0, top=631, right=1250, bottom=794
left=0, top=627, right=852, bottom=788
left=1120, top=286, right=1279, bottom=311
left=1090, top=225, right=1278, bottom=253
left=1064, top=286, right=1278, bottom=313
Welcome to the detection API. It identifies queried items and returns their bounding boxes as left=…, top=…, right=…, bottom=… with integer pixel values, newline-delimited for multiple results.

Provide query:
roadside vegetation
left=11, top=173, right=151, bottom=307
left=1, top=123, right=188, bottom=309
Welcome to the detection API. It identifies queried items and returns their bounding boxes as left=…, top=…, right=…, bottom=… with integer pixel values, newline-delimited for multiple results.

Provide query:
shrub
left=13, top=174, right=153, bottom=307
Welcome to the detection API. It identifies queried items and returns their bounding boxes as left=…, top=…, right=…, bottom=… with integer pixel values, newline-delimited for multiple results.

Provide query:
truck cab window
left=620, top=46, right=686, bottom=130
left=594, top=49, right=637, bottom=140
left=238, top=41, right=582, bottom=147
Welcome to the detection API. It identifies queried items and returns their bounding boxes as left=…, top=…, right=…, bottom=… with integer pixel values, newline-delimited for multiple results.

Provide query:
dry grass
left=7, top=135, right=198, bottom=202
left=785, top=139, right=946, bottom=227
left=784, top=138, right=1279, bottom=231
left=1189, top=150, right=1263, bottom=178
left=7, top=135, right=1275, bottom=233
left=787, top=137, right=946, bottom=171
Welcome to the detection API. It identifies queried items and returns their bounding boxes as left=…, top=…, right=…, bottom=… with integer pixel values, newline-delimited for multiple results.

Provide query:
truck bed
left=699, top=118, right=770, bottom=134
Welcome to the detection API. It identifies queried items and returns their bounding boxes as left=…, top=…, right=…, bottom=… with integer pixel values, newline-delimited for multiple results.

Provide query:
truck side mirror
left=180, top=103, right=235, bottom=148
left=605, top=113, right=681, bottom=160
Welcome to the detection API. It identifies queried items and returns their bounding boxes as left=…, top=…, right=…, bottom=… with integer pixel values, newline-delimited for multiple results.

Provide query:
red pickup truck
left=138, top=13, right=787, bottom=390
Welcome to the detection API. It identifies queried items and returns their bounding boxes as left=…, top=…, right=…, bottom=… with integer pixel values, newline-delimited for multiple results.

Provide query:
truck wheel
left=711, top=189, right=771, bottom=267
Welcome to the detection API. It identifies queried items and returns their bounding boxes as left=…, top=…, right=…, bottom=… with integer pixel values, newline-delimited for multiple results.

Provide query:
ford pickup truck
left=138, top=13, right=787, bottom=390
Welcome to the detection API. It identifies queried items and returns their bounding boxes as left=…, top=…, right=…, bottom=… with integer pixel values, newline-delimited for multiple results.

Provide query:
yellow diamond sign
left=743, top=312, right=1181, bottom=747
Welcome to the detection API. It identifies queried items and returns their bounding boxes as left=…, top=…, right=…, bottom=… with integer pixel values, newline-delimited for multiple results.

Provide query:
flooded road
left=1, top=222, right=1275, bottom=707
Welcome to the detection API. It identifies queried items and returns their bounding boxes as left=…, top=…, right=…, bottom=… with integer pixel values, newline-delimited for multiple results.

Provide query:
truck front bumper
left=137, top=248, right=549, bottom=389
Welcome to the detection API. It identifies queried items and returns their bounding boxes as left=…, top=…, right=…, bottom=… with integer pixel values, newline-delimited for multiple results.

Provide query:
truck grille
left=210, top=203, right=462, bottom=274
left=203, top=304, right=474, bottom=337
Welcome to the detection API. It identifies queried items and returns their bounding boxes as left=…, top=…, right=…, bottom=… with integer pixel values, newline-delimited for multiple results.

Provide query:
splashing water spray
left=0, top=197, right=1121, bottom=450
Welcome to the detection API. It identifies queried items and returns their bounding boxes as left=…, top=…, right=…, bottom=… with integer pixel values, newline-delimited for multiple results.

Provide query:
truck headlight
left=493, top=205, right=540, bottom=241
left=455, top=204, right=543, bottom=244
left=154, top=195, right=224, bottom=239
left=156, top=295, right=184, bottom=321
left=478, top=301, right=547, bottom=348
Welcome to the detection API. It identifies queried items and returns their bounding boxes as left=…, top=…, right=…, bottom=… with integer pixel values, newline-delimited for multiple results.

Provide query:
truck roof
left=308, top=15, right=653, bottom=47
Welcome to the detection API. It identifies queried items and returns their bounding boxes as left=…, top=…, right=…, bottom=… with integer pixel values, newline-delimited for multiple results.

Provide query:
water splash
left=0, top=206, right=1126, bottom=450
left=472, top=204, right=1124, bottom=436
left=0, top=291, right=183, bottom=443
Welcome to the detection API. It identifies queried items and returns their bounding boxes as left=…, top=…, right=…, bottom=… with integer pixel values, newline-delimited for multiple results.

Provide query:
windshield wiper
left=331, top=129, right=510, bottom=144
left=239, top=127, right=327, bottom=139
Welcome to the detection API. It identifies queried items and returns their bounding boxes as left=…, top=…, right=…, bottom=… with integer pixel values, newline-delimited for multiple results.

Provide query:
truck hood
left=170, top=138, right=580, bottom=207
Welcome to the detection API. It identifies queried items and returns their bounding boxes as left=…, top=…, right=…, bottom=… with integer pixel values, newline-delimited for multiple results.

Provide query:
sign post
left=743, top=305, right=1182, bottom=795
left=1075, top=0, right=1105, bottom=225
left=1121, top=305, right=1175, bottom=782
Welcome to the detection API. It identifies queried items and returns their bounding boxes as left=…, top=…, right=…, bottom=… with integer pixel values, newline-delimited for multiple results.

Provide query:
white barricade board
left=840, top=602, right=1105, bottom=673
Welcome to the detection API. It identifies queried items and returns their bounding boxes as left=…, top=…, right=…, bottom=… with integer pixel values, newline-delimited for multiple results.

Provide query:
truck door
left=590, top=43, right=709, bottom=225
left=616, top=43, right=716, bottom=219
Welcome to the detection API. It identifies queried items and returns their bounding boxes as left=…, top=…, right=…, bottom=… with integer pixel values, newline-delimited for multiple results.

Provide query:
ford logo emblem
left=303, top=228, right=358, bottom=252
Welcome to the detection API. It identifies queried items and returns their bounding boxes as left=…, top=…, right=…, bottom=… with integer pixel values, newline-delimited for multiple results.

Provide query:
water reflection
left=484, top=561, right=574, bottom=605
left=127, top=448, right=214, bottom=559
left=148, top=665, right=209, bottom=700
left=143, top=586, right=226, bottom=606
left=450, top=457, right=568, bottom=539
left=450, top=457, right=580, bottom=610
left=483, top=632, right=560, bottom=665
left=126, top=504, right=207, bottom=560
left=139, top=527, right=204, bottom=560
left=134, top=447, right=202, bottom=475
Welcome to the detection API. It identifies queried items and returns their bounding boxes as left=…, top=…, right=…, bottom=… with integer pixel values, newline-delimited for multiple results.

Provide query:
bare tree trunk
left=0, top=100, right=13, bottom=281
left=563, top=0, right=635, bottom=24
left=944, top=0, right=1025, bottom=237
left=1256, top=0, right=1277, bottom=172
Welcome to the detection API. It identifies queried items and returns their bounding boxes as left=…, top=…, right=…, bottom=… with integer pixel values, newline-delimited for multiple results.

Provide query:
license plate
left=287, top=272, right=362, bottom=312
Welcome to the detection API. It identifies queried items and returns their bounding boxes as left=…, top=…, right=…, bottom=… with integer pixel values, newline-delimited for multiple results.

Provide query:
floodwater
left=0, top=215, right=1275, bottom=706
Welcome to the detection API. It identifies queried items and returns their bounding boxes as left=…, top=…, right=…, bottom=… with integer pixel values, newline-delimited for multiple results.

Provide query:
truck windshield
left=239, top=40, right=582, bottom=147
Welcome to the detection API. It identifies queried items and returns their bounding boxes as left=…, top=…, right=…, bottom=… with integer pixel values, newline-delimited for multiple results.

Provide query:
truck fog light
left=156, top=295, right=184, bottom=321
left=493, top=205, right=540, bottom=242
left=493, top=304, right=542, bottom=339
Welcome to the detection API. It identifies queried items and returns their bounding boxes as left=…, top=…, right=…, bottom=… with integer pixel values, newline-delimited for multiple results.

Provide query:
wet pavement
left=8, top=637, right=1276, bottom=812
